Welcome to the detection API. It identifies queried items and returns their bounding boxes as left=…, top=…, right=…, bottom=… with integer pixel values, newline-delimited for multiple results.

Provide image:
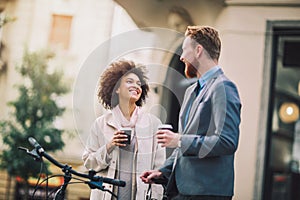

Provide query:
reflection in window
left=266, top=29, right=300, bottom=200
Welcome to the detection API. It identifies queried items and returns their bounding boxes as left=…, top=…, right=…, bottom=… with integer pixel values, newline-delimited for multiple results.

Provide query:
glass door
left=264, top=28, right=300, bottom=200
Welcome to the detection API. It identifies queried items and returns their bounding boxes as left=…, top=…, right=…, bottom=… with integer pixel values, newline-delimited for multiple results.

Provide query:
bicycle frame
left=19, top=137, right=126, bottom=199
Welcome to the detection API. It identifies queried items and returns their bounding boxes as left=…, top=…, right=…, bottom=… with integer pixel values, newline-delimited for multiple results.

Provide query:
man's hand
left=140, top=170, right=162, bottom=184
left=156, top=129, right=181, bottom=148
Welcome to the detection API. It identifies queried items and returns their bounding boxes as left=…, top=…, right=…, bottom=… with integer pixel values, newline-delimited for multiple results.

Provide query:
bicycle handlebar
left=27, top=137, right=126, bottom=187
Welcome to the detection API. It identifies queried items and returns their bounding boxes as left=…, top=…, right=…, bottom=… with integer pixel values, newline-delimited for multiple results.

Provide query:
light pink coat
left=82, top=110, right=165, bottom=200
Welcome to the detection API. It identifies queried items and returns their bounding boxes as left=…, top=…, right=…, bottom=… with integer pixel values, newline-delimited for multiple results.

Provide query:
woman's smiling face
left=116, top=73, right=142, bottom=103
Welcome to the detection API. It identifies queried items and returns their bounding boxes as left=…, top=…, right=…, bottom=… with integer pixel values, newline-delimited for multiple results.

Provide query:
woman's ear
left=115, top=87, right=120, bottom=94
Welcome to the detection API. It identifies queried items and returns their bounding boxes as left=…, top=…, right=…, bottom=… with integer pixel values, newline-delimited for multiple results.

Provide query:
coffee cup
left=120, top=127, right=132, bottom=144
left=158, top=124, right=173, bottom=130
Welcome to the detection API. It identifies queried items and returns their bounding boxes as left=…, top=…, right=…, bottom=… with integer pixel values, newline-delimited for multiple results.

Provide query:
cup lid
left=120, top=127, right=132, bottom=131
left=158, top=124, right=173, bottom=130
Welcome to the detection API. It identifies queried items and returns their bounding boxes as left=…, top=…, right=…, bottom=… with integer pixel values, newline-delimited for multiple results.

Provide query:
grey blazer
left=160, top=69, right=241, bottom=197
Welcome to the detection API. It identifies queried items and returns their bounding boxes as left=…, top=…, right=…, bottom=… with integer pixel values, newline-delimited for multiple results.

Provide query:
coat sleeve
left=159, top=149, right=176, bottom=177
left=82, top=119, right=113, bottom=172
left=149, top=115, right=166, bottom=199
left=151, top=116, right=166, bottom=170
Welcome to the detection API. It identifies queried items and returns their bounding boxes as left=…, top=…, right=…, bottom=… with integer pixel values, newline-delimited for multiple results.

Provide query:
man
left=140, top=26, right=241, bottom=200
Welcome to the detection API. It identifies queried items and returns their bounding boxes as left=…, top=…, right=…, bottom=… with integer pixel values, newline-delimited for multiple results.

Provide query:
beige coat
left=82, top=110, right=165, bottom=200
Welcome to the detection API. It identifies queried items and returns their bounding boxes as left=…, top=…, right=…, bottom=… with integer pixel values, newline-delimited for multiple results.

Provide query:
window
left=48, top=14, right=73, bottom=50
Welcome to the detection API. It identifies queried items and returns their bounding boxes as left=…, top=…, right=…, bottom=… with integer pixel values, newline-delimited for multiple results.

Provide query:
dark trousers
left=171, top=194, right=232, bottom=200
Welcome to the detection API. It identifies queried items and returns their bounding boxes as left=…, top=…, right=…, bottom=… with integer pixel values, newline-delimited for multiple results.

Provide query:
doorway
left=262, top=22, right=300, bottom=200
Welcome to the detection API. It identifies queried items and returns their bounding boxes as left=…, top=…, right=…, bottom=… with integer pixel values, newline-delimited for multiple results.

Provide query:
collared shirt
left=197, top=65, right=220, bottom=95
left=183, top=65, right=221, bottom=129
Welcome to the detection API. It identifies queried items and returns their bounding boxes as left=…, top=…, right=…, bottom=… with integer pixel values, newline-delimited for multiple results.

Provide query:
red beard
left=184, top=62, right=198, bottom=78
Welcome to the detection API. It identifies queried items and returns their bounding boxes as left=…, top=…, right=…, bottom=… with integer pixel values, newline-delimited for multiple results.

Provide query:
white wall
left=216, top=5, right=300, bottom=200
left=0, top=0, right=166, bottom=162
left=0, top=0, right=117, bottom=159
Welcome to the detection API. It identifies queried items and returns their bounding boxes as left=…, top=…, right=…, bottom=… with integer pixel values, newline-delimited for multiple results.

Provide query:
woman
left=82, top=60, right=165, bottom=200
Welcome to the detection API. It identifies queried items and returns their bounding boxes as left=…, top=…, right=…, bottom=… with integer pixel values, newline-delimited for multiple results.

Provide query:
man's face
left=180, top=37, right=198, bottom=78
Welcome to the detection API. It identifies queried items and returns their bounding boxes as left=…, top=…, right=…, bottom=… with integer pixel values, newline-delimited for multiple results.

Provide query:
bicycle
left=18, top=137, right=126, bottom=200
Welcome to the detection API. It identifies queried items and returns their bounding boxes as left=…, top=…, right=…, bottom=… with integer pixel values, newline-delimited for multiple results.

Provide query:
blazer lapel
left=183, top=69, right=223, bottom=133
left=179, top=83, right=198, bottom=132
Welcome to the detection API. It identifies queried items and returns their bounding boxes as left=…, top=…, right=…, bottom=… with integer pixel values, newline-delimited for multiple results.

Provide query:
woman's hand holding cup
left=106, top=128, right=132, bottom=153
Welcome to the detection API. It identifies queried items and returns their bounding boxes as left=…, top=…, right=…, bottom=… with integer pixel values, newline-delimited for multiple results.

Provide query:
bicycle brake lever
left=18, top=146, right=42, bottom=161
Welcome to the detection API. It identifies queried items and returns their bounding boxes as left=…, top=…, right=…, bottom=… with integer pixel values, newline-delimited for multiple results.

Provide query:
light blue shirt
left=197, top=65, right=220, bottom=95
left=183, top=66, right=221, bottom=128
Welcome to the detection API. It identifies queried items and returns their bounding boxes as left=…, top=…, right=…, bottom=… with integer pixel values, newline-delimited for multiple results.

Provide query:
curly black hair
left=98, top=60, right=149, bottom=110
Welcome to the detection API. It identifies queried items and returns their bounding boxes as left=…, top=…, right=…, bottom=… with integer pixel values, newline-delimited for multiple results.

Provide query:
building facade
left=0, top=0, right=300, bottom=199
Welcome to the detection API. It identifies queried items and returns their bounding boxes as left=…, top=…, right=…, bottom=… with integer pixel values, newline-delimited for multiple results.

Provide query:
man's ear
left=196, top=44, right=203, bottom=57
